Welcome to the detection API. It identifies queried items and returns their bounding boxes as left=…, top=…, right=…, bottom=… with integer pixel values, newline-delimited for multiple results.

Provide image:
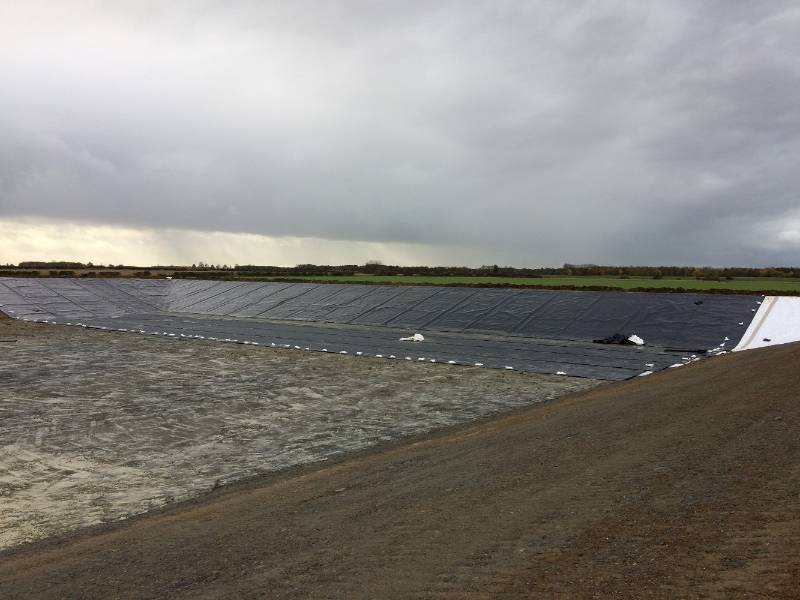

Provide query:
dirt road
left=1, top=334, right=799, bottom=598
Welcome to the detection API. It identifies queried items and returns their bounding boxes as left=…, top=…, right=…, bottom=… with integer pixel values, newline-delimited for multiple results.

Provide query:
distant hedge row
left=2, top=261, right=799, bottom=279
left=4, top=262, right=798, bottom=278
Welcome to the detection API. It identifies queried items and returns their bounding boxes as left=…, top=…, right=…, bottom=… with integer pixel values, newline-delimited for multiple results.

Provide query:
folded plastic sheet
left=734, top=296, right=800, bottom=351
left=0, top=277, right=765, bottom=380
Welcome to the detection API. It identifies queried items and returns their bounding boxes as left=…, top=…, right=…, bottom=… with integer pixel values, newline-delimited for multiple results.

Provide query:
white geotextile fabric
left=399, top=333, right=425, bottom=342
left=734, top=296, right=800, bottom=351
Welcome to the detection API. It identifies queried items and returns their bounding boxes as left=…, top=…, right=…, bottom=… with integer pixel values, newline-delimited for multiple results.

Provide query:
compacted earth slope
left=1, top=342, right=799, bottom=599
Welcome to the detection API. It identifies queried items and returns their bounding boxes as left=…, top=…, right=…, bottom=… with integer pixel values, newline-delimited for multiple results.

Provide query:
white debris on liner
left=627, top=334, right=644, bottom=345
left=399, top=333, right=425, bottom=342
left=668, top=363, right=683, bottom=368
left=638, top=371, right=653, bottom=376
left=555, top=371, right=567, bottom=375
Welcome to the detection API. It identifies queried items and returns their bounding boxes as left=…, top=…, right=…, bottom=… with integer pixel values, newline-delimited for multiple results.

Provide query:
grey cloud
left=0, top=0, right=799, bottom=266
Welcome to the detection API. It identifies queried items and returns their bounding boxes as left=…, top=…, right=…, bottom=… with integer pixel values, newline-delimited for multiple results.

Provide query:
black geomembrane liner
left=0, top=278, right=762, bottom=380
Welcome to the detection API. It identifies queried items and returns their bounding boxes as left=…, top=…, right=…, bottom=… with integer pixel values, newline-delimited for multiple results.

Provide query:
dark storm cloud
left=0, top=0, right=798, bottom=265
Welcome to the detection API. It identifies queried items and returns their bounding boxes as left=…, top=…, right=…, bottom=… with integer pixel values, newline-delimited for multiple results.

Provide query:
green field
left=240, top=274, right=800, bottom=293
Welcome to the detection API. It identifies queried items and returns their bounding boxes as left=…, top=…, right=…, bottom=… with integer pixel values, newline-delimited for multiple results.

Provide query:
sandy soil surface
left=1, top=330, right=798, bottom=598
left=0, top=314, right=596, bottom=551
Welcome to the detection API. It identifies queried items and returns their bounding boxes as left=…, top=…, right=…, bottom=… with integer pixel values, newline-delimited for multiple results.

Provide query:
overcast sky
left=1, top=1, right=799, bottom=267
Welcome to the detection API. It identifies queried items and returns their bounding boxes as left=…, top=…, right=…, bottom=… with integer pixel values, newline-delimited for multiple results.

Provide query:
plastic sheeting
left=153, top=281, right=757, bottom=350
left=734, top=296, right=800, bottom=351
left=0, top=278, right=766, bottom=380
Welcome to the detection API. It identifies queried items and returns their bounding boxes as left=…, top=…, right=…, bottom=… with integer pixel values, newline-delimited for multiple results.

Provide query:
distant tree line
left=2, top=261, right=799, bottom=279
left=232, top=263, right=550, bottom=277
left=559, top=264, right=800, bottom=279
left=16, top=261, right=136, bottom=269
